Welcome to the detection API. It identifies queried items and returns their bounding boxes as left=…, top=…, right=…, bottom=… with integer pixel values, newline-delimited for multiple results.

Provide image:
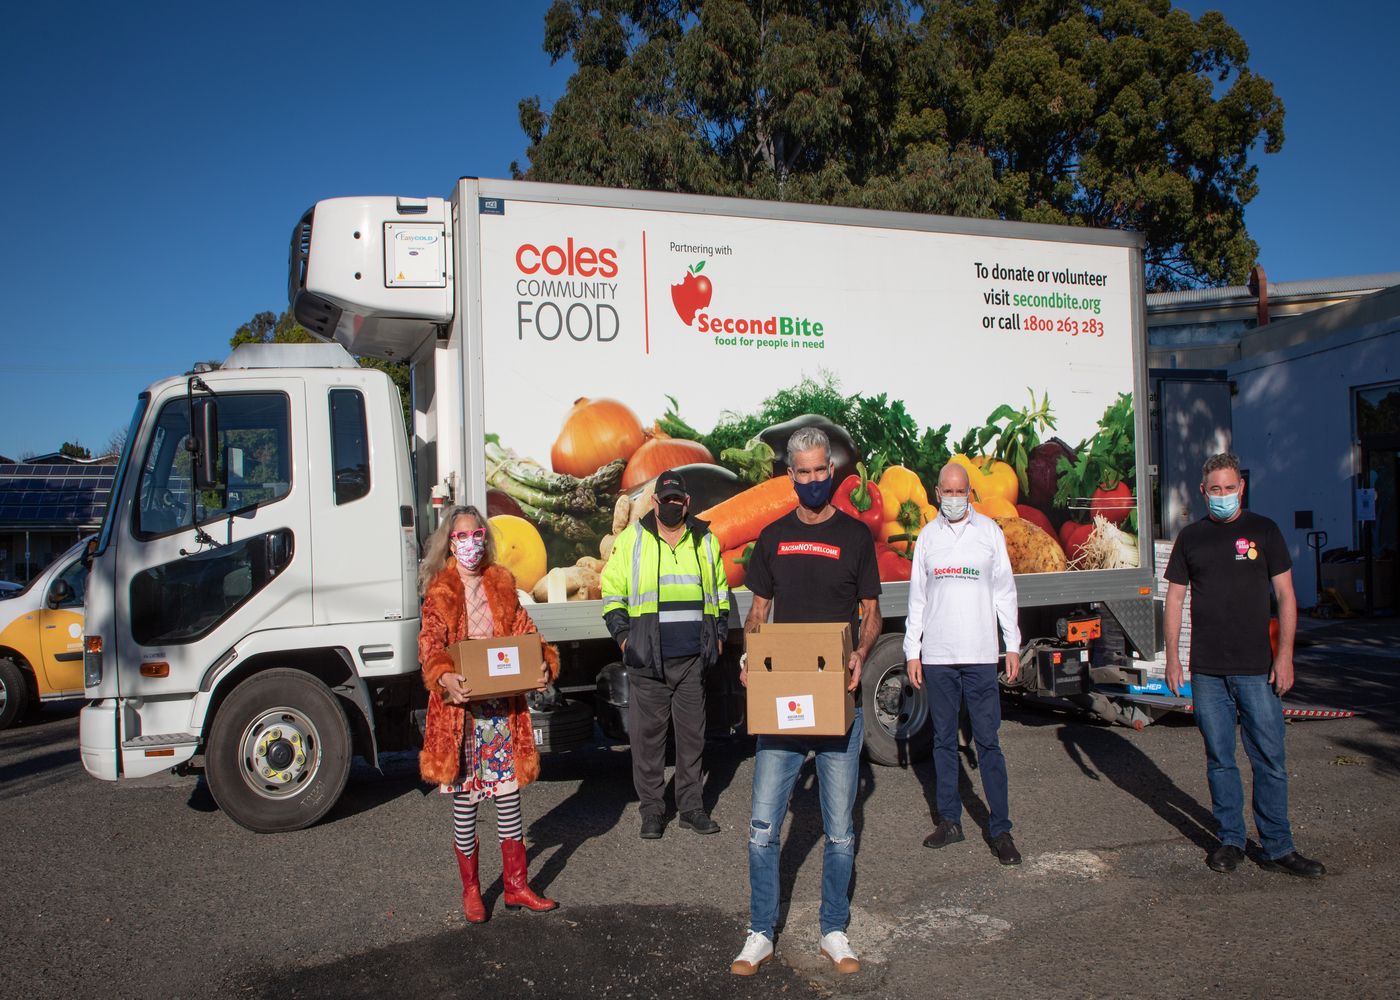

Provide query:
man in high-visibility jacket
left=602, top=470, right=730, bottom=840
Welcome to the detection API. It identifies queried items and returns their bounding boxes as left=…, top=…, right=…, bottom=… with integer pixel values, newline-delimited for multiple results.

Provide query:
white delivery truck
left=80, top=179, right=1163, bottom=832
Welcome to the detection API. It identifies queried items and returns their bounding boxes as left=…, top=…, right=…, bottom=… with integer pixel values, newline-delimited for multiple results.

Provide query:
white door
left=113, top=378, right=313, bottom=754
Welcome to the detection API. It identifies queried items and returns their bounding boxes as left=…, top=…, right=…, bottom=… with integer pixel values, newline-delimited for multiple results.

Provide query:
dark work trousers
left=629, top=653, right=707, bottom=818
left=928, top=662, right=1011, bottom=838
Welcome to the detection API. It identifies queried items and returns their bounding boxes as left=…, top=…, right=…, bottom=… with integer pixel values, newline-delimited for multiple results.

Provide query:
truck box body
left=296, top=180, right=1153, bottom=634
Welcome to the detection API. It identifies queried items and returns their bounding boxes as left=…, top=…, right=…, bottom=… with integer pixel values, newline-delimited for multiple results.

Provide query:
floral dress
left=438, top=572, right=519, bottom=802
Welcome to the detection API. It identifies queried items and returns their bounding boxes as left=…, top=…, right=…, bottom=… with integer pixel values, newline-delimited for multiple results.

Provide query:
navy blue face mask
left=793, top=475, right=832, bottom=509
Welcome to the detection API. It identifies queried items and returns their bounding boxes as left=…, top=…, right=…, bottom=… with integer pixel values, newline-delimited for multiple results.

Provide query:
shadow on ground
left=1057, top=724, right=1218, bottom=850
left=249, top=904, right=808, bottom=999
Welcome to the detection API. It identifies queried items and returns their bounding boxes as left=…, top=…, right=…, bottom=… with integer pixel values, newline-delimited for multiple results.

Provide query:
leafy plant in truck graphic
left=671, top=260, right=712, bottom=325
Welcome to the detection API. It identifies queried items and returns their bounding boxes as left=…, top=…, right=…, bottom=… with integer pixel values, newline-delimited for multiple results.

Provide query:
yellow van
left=0, top=540, right=89, bottom=728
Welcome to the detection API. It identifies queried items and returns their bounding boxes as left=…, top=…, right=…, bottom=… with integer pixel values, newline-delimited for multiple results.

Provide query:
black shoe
left=923, top=819, right=965, bottom=849
left=1207, top=844, right=1245, bottom=873
left=1259, top=851, right=1326, bottom=879
left=992, top=831, right=1022, bottom=866
left=678, top=810, right=720, bottom=835
left=640, top=815, right=665, bottom=840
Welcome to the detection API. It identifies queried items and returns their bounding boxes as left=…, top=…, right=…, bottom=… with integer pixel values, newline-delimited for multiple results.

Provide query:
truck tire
left=206, top=669, right=352, bottom=833
left=861, top=634, right=933, bottom=767
left=0, top=659, right=30, bottom=730
left=530, top=697, right=596, bottom=755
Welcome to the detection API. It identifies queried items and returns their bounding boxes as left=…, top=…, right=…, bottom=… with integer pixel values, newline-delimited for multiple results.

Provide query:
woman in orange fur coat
left=418, top=503, right=560, bottom=921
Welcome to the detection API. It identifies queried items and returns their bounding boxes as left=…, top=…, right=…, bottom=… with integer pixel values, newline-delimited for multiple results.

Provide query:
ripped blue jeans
left=748, top=708, right=863, bottom=938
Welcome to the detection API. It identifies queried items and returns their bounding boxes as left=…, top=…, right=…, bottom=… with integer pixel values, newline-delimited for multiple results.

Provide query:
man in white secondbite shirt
left=904, top=462, right=1024, bottom=865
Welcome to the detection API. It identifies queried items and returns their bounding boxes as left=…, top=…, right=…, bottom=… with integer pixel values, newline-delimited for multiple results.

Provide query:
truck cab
left=79, top=342, right=423, bottom=831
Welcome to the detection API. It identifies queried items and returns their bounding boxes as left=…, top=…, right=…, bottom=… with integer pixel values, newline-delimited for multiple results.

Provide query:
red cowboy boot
left=455, top=840, right=487, bottom=922
left=500, top=838, right=557, bottom=912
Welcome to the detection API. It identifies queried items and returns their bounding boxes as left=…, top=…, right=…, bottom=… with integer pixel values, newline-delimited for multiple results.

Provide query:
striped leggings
left=452, top=790, right=522, bottom=856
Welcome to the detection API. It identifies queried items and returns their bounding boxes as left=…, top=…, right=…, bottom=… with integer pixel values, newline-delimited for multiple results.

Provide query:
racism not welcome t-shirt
left=1164, top=511, right=1292, bottom=675
left=746, top=509, right=881, bottom=641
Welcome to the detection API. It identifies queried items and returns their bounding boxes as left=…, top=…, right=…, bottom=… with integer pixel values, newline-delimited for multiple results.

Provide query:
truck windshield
left=93, top=395, right=150, bottom=557
left=133, top=393, right=292, bottom=539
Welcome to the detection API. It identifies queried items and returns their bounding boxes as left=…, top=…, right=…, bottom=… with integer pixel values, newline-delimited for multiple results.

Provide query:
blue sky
left=1, top=1, right=1397, bottom=460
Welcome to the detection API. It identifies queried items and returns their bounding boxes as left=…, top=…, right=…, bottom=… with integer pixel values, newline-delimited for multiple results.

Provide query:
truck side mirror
left=186, top=398, right=220, bottom=489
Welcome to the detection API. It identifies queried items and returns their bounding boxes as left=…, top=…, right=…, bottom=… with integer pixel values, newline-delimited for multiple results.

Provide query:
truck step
left=122, top=732, right=200, bottom=748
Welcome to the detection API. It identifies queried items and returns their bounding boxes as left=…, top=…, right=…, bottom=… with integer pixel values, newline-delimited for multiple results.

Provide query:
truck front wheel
left=206, top=669, right=352, bottom=833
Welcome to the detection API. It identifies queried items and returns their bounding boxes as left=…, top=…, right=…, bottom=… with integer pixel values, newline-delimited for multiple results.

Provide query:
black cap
left=654, top=470, right=687, bottom=500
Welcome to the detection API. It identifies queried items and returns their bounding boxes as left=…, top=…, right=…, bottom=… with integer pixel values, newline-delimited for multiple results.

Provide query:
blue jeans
left=749, top=708, right=863, bottom=938
left=1192, top=672, right=1295, bottom=860
left=928, top=663, right=1011, bottom=838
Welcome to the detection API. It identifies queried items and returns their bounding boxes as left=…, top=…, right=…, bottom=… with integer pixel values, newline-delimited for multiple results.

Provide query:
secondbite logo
left=671, top=260, right=713, bottom=325
left=670, top=257, right=829, bottom=351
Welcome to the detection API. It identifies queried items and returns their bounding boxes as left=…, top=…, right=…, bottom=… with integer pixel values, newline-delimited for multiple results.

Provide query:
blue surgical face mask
left=1207, top=492, right=1240, bottom=519
left=793, top=475, right=832, bottom=510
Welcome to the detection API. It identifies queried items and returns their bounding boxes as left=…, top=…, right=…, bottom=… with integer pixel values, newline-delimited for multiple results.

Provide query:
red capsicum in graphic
left=832, top=462, right=884, bottom=540
left=875, top=542, right=913, bottom=582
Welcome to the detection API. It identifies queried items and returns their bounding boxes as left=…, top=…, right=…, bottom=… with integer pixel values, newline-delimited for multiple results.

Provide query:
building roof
left=1238, top=281, right=1400, bottom=361
left=1146, top=271, right=1400, bottom=313
left=0, top=463, right=115, bottom=529
left=20, top=452, right=120, bottom=466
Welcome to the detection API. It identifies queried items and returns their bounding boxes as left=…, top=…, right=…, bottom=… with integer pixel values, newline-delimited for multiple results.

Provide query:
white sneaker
left=730, top=931, right=773, bottom=975
left=820, top=930, right=861, bottom=974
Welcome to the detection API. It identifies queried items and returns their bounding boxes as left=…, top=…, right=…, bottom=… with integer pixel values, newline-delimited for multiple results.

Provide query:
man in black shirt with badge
left=729, top=426, right=882, bottom=977
left=1164, top=453, right=1324, bottom=878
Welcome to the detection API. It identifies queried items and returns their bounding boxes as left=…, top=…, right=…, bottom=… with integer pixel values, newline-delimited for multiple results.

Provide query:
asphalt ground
left=2, top=616, right=1397, bottom=1000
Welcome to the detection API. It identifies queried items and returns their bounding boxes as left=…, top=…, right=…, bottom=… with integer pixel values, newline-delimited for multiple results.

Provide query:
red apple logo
left=671, top=261, right=712, bottom=326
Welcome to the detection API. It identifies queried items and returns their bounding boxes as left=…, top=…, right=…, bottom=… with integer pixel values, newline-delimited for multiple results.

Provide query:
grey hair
left=786, top=426, right=831, bottom=467
left=418, top=504, right=497, bottom=597
left=1201, top=453, right=1241, bottom=484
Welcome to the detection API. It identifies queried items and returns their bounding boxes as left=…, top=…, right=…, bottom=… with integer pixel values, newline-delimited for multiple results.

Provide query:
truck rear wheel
left=0, top=659, right=30, bottom=730
left=206, top=669, right=352, bottom=833
left=861, top=634, right=933, bottom=766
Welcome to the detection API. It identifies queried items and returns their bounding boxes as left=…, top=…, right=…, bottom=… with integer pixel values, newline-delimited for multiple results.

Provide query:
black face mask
left=658, top=500, right=687, bottom=527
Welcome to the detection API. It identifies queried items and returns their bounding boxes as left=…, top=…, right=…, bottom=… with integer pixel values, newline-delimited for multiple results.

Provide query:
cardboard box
left=745, top=623, right=855, bottom=736
left=448, top=636, right=546, bottom=698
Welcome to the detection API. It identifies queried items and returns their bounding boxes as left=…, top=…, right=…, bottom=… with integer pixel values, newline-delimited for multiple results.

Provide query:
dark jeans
left=1192, top=672, right=1295, bottom=859
left=928, top=662, right=1011, bottom=838
left=629, top=654, right=706, bottom=818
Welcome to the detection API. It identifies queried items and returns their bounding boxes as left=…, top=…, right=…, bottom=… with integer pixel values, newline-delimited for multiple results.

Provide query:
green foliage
left=847, top=392, right=951, bottom=486
left=228, top=310, right=412, bottom=432
left=517, top=1, right=1000, bottom=216
left=519, top=0, right=1283, bottom=287
left=665, top=371, right=954, bottom=484
left=988, top=390, right=1057, bottom=494
left=59, top=441, right=91, bottom=459
left=1055, top=391, right=1137, bottom=529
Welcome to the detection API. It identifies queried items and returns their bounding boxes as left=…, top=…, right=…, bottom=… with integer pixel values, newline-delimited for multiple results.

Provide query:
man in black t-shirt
left=729, top=427, right=881, bottom=978
left=1164, top=453, right=1324, bottom=879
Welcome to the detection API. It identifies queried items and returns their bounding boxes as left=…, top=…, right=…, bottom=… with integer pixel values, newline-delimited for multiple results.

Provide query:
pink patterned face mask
left=452, top=529, right=487, bottom=570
